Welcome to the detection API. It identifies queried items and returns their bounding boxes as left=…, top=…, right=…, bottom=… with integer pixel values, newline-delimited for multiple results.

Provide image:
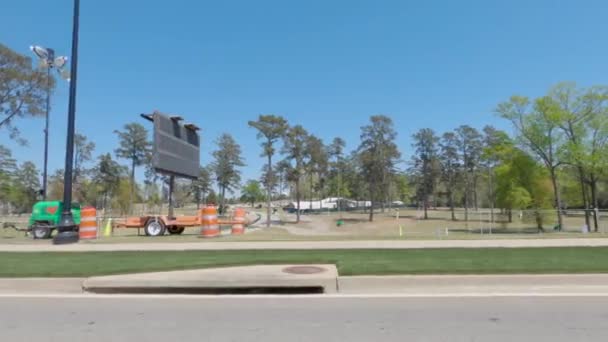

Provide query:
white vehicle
left=300, top=198, right=339, bottom=211
left=283, top=198, right=372, bottom=212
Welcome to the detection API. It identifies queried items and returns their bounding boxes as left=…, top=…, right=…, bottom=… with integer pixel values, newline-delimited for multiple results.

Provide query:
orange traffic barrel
left=232, top=207, right=246, bottom=235
left=79, top=206, right=98, bottom=240
left=200, top=206, right=220, bottom=238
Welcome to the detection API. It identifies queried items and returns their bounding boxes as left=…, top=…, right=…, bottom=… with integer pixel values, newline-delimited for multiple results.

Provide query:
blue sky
left=2, top=0, right=608, bottom=186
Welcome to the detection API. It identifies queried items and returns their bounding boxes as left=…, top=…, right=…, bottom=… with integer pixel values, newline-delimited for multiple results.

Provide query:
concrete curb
left=2, top=238, right=608, bottom=252
left=337, top=274, right=608, bottom=295
left=0, top=278, right=85, bottom=294
left=82, top=265, right=339, bottom=294
left=2, top=273, right=608, bottom=296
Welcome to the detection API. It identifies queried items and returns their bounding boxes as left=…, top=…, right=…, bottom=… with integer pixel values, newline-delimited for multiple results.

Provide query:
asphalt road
left=1, top=296, right=608, bottom=341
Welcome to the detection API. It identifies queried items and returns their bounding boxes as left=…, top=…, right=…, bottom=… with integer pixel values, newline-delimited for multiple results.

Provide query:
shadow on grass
left=448, top=228, right=545, bottom=235
left=337, top=218, right=369, bottom=224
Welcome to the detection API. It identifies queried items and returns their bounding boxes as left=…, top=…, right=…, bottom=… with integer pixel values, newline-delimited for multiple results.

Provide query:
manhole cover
left=283, top=266, right=326, bottom=275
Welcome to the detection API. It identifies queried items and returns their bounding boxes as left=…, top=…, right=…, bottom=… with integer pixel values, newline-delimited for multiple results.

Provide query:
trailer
left=114, top=210, right=251, bottom=237
left=111, top=112, right=254, bottom=238
left=114, top=215, right=201, bottom=237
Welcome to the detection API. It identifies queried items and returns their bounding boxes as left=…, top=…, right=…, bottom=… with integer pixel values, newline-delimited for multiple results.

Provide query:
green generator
left=28, top=201, right=81, bottom=239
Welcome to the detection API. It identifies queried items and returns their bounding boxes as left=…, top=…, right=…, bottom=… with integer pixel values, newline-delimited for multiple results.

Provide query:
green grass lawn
left=2, top=247, right=608, bottom=277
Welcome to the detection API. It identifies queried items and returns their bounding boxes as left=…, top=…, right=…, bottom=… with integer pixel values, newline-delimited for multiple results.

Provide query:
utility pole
left=42, top=67, right=51, bottom=199
left=54, top=0, right=81, bottom=244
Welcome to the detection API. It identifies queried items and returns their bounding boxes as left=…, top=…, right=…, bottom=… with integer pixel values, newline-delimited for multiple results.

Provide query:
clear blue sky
left=2, top=0, right=607, bottom=185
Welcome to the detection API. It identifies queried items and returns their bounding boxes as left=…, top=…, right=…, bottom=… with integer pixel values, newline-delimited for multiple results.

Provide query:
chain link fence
left=383, top=208, right=608, bottom=238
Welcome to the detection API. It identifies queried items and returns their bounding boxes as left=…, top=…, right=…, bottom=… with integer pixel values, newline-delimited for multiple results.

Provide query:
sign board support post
left=168, top=175, right=175, bottom=219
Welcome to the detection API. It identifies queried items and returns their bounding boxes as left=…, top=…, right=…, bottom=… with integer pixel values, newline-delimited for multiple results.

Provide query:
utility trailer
left=114, top=215, right=201, bottom=237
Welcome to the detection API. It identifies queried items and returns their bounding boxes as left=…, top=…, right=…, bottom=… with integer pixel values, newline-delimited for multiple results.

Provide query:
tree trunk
left=590, top=176, right=599, bottom=232
left=508, top=208, right=512, bottom=223
left=168, top=175, right=175, bottom=218
left=220, top=186, right=226, bottom=216
left=266, top=154, right=272, bottom=228
left=423, top=195, right=428, bottom=220
left=449, top=190, right=455, bottom=221
left=488, top=170, right=494, bottom=225
left=368, top=181, right=375, bottom=222
left=130, top=160, right=135, bottom=193
left=464, top=187, right=469, bottom=222
left=295, top=179, right=301, bottom=223
left=549, top=168, right=564, bottom=229
left=128, top=159, right=136, bottom=215
left=473, top=173, right=478, bottom=211
left=535, top=209, right=544, bottom=232
left=319, top=181, right=323, bottom=213
left=309, top=173, right=314, bottom=211
left=576, top=166, right=591, bottom=229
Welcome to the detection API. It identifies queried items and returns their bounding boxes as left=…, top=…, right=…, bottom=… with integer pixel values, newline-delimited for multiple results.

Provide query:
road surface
left=1, top=295, right=607, bottom=341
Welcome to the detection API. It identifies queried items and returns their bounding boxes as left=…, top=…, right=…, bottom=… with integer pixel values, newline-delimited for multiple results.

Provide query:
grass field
left=2, top=208, right=607, bottom=244
left=2, top=247, right=608, bottom=277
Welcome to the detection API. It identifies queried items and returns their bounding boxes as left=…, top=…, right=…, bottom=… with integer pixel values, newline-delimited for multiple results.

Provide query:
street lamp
left=29, top=45, right=69, bottom=201
left=54, top=0, right=81, bottom=245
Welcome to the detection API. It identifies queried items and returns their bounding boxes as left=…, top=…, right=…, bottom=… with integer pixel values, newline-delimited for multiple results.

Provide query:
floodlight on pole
left=30, top=45, right=52, bottom=61
left=30, top=45, right=70, bottom=81
left=29, top=45, right=69, bottom=201
left=54, top=56, right=68, bottom=69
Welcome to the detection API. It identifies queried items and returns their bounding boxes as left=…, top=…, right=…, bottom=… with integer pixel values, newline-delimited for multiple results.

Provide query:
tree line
left=247, top=114, right=405, bottom=225
left=247, top=83, right=608, bottom=230
left=1, top=45, right=607, bottom=230
left=410, top=83, right=608, bottom=231
left=0, top=122, right=238, bottom=216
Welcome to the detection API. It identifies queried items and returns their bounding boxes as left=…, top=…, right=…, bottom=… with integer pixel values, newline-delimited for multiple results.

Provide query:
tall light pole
left=54, top=0, right=81, bottom=245
left=29, top=46, right=69, bottom=201
left=42, top=66, right=50, bottom=200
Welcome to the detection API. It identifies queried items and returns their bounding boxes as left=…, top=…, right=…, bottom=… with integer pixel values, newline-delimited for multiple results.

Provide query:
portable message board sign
left=141, top=111, right=200, bottom=179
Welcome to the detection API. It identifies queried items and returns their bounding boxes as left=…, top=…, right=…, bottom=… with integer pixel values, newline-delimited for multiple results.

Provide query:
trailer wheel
left=32, top=223, right=52, bottom=239
left=144, top=219, right=166, bottom=237
left=167, top=226, right=185, bottom=235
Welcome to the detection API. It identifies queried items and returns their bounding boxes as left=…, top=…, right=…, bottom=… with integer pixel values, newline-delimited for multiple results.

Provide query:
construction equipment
left=28, top=201, right=82, bottom=239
